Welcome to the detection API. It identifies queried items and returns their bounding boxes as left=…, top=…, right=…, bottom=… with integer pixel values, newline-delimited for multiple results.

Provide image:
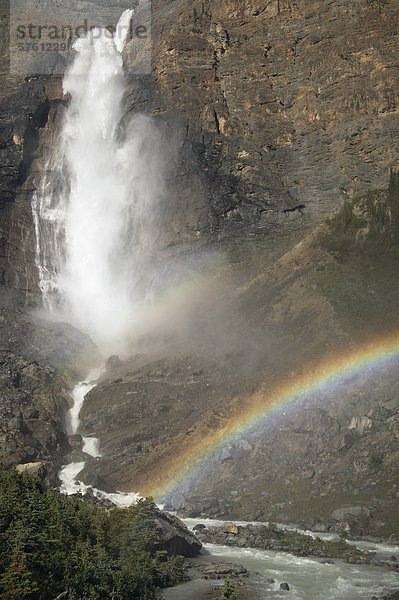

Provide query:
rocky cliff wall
left=127, top=0, right=399, bottom=232
left=1, top=0, right=399, bottom=295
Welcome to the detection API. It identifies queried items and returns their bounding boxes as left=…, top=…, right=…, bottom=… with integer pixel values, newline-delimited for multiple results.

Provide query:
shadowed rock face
left=128, top=0, right=399, bottom=230
left=1, top=0, right=399, bottom=291
left=154, top=511, right=202, bottom=557
left=0, top=351, right=68, bottom=469
left=0, top=289, right=97, bottom=480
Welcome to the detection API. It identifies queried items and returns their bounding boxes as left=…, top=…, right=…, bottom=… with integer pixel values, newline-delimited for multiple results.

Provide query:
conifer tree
left=0, top=522, right=38, bottom=600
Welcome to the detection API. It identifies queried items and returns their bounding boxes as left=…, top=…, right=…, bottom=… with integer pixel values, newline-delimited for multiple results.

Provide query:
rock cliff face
left=1, top=0, right=399, bottom=290
left=0, top=288, right=97, bottom=480
left=1, top=0, right=399, bottom=535
left=127, top=0, right=399, bottom=232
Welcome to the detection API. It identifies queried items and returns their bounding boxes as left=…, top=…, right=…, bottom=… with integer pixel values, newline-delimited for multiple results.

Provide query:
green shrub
left=0, top=469, right=185, bottom=600
left=220, top=578, right=239, bottom=600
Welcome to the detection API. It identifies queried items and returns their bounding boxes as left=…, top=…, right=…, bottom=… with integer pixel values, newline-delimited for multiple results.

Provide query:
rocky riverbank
left=372, top=592, right=399, bottom=600
left=193, top=521, right=398, bottom=566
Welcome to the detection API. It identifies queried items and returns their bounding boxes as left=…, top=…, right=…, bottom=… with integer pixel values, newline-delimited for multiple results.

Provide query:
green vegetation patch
left=0, top=469, right=186, bottom=600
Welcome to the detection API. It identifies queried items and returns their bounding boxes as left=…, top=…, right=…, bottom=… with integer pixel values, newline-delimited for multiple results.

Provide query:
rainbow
left=148, top=331, right=399, bottom=500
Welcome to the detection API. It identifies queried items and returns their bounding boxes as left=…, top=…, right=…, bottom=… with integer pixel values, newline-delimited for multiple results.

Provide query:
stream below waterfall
left=165, top=520, right=399, bottom=600
left=163, top=542, right=399, bottom=600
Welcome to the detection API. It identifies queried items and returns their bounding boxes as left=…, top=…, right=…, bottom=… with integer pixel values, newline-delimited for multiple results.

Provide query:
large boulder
left=331, top=506, right=371, bottom=521
left=155, top=512, right=202, bottom=557
left=16, top=461, right=47, bottom=478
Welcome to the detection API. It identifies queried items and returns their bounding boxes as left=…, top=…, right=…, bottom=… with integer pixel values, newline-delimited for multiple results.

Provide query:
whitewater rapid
left=165, top=518, right=399, bottom=600
left=186, top=543, right=399, bottom=600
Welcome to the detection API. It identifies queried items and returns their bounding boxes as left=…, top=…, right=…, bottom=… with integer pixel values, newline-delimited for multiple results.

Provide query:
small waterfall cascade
left=32, top=6, right=165, bottom=351
left=59, top=367, right=140, bottom=507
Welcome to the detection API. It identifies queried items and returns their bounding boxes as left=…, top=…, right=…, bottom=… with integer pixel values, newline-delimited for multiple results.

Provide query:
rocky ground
left=73, top=205, right=399, bottom=537
left=193, top=521, right=396, bottom=566
left=0, top=288, right=97, bottom=481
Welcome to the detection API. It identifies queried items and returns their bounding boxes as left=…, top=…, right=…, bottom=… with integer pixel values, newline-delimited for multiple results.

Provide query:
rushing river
left=162, top=518, right=399, bottom=600
left=165, top=542, right=399, bottom=599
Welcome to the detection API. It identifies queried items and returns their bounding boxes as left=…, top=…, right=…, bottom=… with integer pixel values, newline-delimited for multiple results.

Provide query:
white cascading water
left=59, top=366, right=140, bottom=506
left=32, top=6, right=165, bottom=352
left=32, top=8, right=164, bottom=504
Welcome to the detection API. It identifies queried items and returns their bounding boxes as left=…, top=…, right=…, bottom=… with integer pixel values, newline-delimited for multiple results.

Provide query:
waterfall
left=32, top=7, right=165, bottom=351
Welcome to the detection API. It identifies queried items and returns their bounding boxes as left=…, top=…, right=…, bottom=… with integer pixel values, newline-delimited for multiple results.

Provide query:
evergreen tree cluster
left=324, top=169, right=399, bottom=254
left=0, top=469, right=185, bottom=600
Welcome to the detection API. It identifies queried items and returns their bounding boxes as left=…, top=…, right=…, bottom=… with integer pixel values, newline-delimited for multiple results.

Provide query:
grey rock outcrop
left=331, top=506, right=372, bottom=521
left=0, top=291, right=97, bottom=477
left=16, top=461, right=47, bottom=477
left=154, top=512, right=202, bottom=557
left=0, top=351, right=68, bottom=470
left=199, top=562, right=248, bottom=579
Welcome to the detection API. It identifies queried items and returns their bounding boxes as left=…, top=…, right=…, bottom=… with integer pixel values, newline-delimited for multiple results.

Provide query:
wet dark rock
left=105, top=355, right=122, bottom=370
left=371, top=592, right=399, bottom=600
left=62, top=450, right=91, bottom=465
left=154, top=512, right=202, bottom=558
left=199, top=562, right=248, bottom=580
left=68, top=434, right=83, bottom=450
left=78, top=462, right=117, bottom=494
left=280, top=582, right=290, bottom=591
